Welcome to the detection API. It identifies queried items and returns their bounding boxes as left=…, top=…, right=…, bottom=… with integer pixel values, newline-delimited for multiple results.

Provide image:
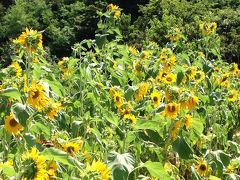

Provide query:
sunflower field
left=0, top=3, right=240, bottom=180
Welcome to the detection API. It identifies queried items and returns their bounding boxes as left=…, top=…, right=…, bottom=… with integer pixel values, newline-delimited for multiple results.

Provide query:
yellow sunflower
left=150, top=91, right=161, bottom=108
left=195, top=71, right=205, bottom=83
left=5, top=113, right=24, bottom=135
left=27, top=80, right=49, bottom=112
left=128, top=46, right=138, bottom=55
left=187, top=95, right=199, bottom=109
left=195, top=158, right=209, bottom=177
left=185, top=114, right=193, bottom=130
left=63, top=141, right=83, bottom=156
left=164, top=102, right=180, bottom=119
left=47, top=101, right=62, bottom=120
left=135, top=82, right=150, bottom=102
left=228, top=89, right=238, bottom=102
left=170, top=121, right=183, bottom=140
left=9, top=61, right=22, bottom=77
left=22, top=147, right=48, bottom=180
left=163, top=73, right=176, bottom=85
left=107, top=4, right=119, bottom=11
left=47, top=161, right=58, bottom=177
left=123, top=114, right=137, bottom=124
left=156, top=70, right=168, bottom=84
left=113, top=91, right=123, bottom=108
left=13, top=28, right=43, bottom=52
left=219, top=74, right=230, bottom=88
left=141, top=50, right=150, bottom=59
left=86, top=160, right=111, bottom=180
left=133, top=60, right=143, bottom=75
left=114, top=10, right=121, bottom=19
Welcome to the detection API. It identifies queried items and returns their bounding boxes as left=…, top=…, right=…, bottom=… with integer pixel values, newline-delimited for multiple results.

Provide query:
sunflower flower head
left=164, top=102, right=180, bottom=119
left=150, top=91, right=161, bottom=108
left=22, top=147, right=48, bottom=180
left=185, top=114, right=193, bottom=130
left=123, top=114, right=137, bottom=124
left=85, top=160, right=111, bottom=180
left=47, top=101, right=62, bottom=120
left=113, top=91, right=124, bottom=108
left=170, top=121, right=183, bottom=140
left=5, top=113, right=24, bottom=135
left=135, top=82, right=150, bottom=102
left=27, top=80, right=49, bottom=112
left=195, top=158, right=209, bottom=177
left=13, top=28, right=43, bottom=53
left=163, top=73, right=176, bottom=85
left=63, top=140, right=83, bottom=156
left=9, top=61, right=22, bottom=77
left=228, top=89, right=238, bottom=102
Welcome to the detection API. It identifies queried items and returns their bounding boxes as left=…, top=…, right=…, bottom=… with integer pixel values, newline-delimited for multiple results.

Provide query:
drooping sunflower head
left=27, top=80, right=49, bottom=112
left=13, top=28, right=43, bottom=52
left=85, top=160, right=111, bottom=180
left=9, top=61, right=22, bottom=77
left=195, top=158, right=209, bottom=177
left=170, top=121, right=183, bottom=140
left=22, top=147, right=48, bottom=180
left=156, top=70, right=168, bottom=84
left=187, top=94, right=199, bottom=109
left=63, top=141, right=83, bottom=156
left=5, top=113, right=24, bottom=135
left=150, top=91, right=161, bottom=108
left=47, top=101, right=62, bottom=120
left=164, top=102, right=180, bottom=119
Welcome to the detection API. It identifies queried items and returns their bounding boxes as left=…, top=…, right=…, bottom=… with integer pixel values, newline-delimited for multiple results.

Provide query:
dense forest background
left=0, top=0, right=239, bottom=67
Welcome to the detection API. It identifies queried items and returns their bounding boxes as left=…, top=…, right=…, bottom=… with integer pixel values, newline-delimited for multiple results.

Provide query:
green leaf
left=176, top=70, right=184, bottom=86
left=103, top=109, right=119, bottom=126
left=11, top=103, right=30, bottom=126
left=96, top=34, right=107, bottom=48
left=41, top=148, right=83, bottom=168
left=209, top=176, right=221, bottom=180
left=144, top=161, right=170, bottom=180
left=23, top=133, right=36, bottom=148
left=46, top=80, right=65, bottom=97
left=108, top=152, right=134, bottom=180
left=1, top=88, right=21, bottom=101
left=191, top=166, right=201, bottom=180
left=192, top=119, right=204, bottom=136
left=172, top=137, right=193, bottom=159
left=134, top=119, right=161, bottom=131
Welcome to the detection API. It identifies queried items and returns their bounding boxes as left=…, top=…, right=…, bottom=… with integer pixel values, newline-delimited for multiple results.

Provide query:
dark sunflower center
left=67, top=146, right=75, bottom=153
left=9, top=118, right=18, bottom=127
left=229, top=94, right=233, bottom=98
left=222, top=76, right=227, bottom=82
left=32, top=90, right=40, bottom=99
left=168, top=105, right=176, bottom=112
left=115, top=96, right=120, bottom=102
left=162, top=73, right=167, bottom=77
left=200, top=164, right=207, bottom=171
left=166, top=77, right=172, bottom=82
left=153, top=96, right=158, bottom=102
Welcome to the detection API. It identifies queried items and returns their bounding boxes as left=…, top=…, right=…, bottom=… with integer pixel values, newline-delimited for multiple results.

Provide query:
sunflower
left=133, top=60, right=143, bottom=75
left=135, top=82, right=150, bottom=102
left=219, top=74, right=230, bottom=88
left=22, top=147, right=49, bottom=180
left=185, top=114, right=193, bottom=130
left=27, top=80, right=49, bottom=112
left=141, top=50, right=150, bottom=59
left=170, top=121, right=183, bottom=140
left=187, top=95, right=199, bottom=109
left=150, top=91, right=161, bottom=108
left=164, top=73, right=176, bottom=85
left=228, top=89, right=238, bottom=102
left=5, top=113, right=24, bottom=135
left=195, top=158, right=209, bottom=177
left=164, top=102, right=180, bottom=119
left=47, top=161, right=58, bottom=177
left=13, top=28, right=43, bottom=52
left=195, top=71, right=205, bottom=83
left=86, top=160, right=111, bottom=180
left=123, top=114, right=137, bottom=124
left=113, top=91, right=123, bottom=108
left=156, top=70, right=168, bottom=84
left=63, top=141, right=83, bottom=156
left=47, top=101, right=62, bottom=120
left=107, top=4, right=119, bottom=11
left=128, top=46, right=138, bottom=55
left=9, top=61, right=22, bottom=77
left=114, top=10, right=121, bottom=19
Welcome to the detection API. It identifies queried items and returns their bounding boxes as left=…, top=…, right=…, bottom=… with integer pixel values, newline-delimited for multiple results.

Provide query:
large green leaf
left=103, top=109, right=119, bottom=126
left=11, top=103, right=30, bottom=126
left=134, top=119, right=161, bottom=131
left=172, top=137, right=193, bottom=159
left=144, top=161, right=170, bottom=180
left=1, top=88, right=21, bottom=101
left=41, top=148, right=83, bottom=168
left=108, top=152, right=134, bottom=180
